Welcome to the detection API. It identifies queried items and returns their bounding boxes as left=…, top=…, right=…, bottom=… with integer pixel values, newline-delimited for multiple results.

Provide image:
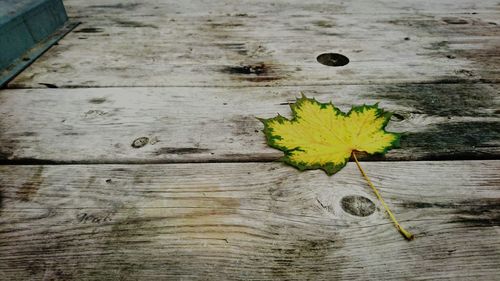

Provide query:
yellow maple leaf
left=260, top=94, right=413, bottom=240
left=261, top=94, right=400, bottom=175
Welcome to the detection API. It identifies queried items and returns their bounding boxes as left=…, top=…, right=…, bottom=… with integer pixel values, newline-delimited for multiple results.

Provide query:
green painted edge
left=0, top=21, right=79, bottom=88
left=258, top=94, right=401, bottom=176
left=0, top=0, right=69, bottom=70
left=0, top=0, right=60, bottom=26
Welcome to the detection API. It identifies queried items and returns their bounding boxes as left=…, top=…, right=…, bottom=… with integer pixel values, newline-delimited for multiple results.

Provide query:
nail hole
left=442, top=17, right=468, bottom=24
left=341, top=195, right=376, bottom=217
left=316, top=53, right=349, bottom=67
left=391, top=113, right=406, bottom=122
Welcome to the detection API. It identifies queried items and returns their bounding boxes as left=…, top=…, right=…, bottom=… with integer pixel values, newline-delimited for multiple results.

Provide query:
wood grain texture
left=62, top=0, right=500, bottom=17
left=0, top=161, right=499, bottom=280
left=7, top=0, right=500, bottom=88
left=1, top=1, right=499, bottom=279
left=0, top=85, right=498, bottom=163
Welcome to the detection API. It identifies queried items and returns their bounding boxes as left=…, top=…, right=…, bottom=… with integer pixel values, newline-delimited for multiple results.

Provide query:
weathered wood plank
left=62, top=0, right=500, bottom=17
left=0, top=161, right=498, bottom=280
left=0, top=85, right=498, bottom=163
left=7, top=8, right=500, bottom=87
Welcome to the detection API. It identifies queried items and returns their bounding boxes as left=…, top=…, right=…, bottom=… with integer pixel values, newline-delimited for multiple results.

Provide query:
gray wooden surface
left=0, top=85, right=499, bottom=163
left=0, top=0, right=499, bottom=280
left=1, top=162, right=499, bottom=280
left=8, top=8, right=500, bottom=87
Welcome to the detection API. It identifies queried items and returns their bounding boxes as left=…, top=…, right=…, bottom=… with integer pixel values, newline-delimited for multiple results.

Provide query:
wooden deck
left=1, top=0, right=499, bottom=280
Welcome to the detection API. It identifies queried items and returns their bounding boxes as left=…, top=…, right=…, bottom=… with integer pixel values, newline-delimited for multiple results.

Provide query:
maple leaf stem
left=352, top=152, right=414, bottom=241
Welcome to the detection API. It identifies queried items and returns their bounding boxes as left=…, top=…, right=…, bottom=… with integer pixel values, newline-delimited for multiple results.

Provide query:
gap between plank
left=4, top=80, right=500, bottom=89
left=0, top=157, right=498, bottom=166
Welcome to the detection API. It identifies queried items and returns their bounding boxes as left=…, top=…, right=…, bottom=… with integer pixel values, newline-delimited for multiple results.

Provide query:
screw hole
left=131, top=137, right=149, bottom=148
left=316, top=53, right=349, bottom=67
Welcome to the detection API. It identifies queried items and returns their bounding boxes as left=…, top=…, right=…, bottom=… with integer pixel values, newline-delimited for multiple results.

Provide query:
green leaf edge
left=258, top=94, right=401, bottom=176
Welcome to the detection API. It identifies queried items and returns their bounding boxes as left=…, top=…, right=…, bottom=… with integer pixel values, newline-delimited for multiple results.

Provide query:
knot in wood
left=341, top=195, right=376, bottom=217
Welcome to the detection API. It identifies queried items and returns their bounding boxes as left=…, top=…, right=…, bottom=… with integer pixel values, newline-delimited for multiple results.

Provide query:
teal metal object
left=0, top=0, right=77, bottom=87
